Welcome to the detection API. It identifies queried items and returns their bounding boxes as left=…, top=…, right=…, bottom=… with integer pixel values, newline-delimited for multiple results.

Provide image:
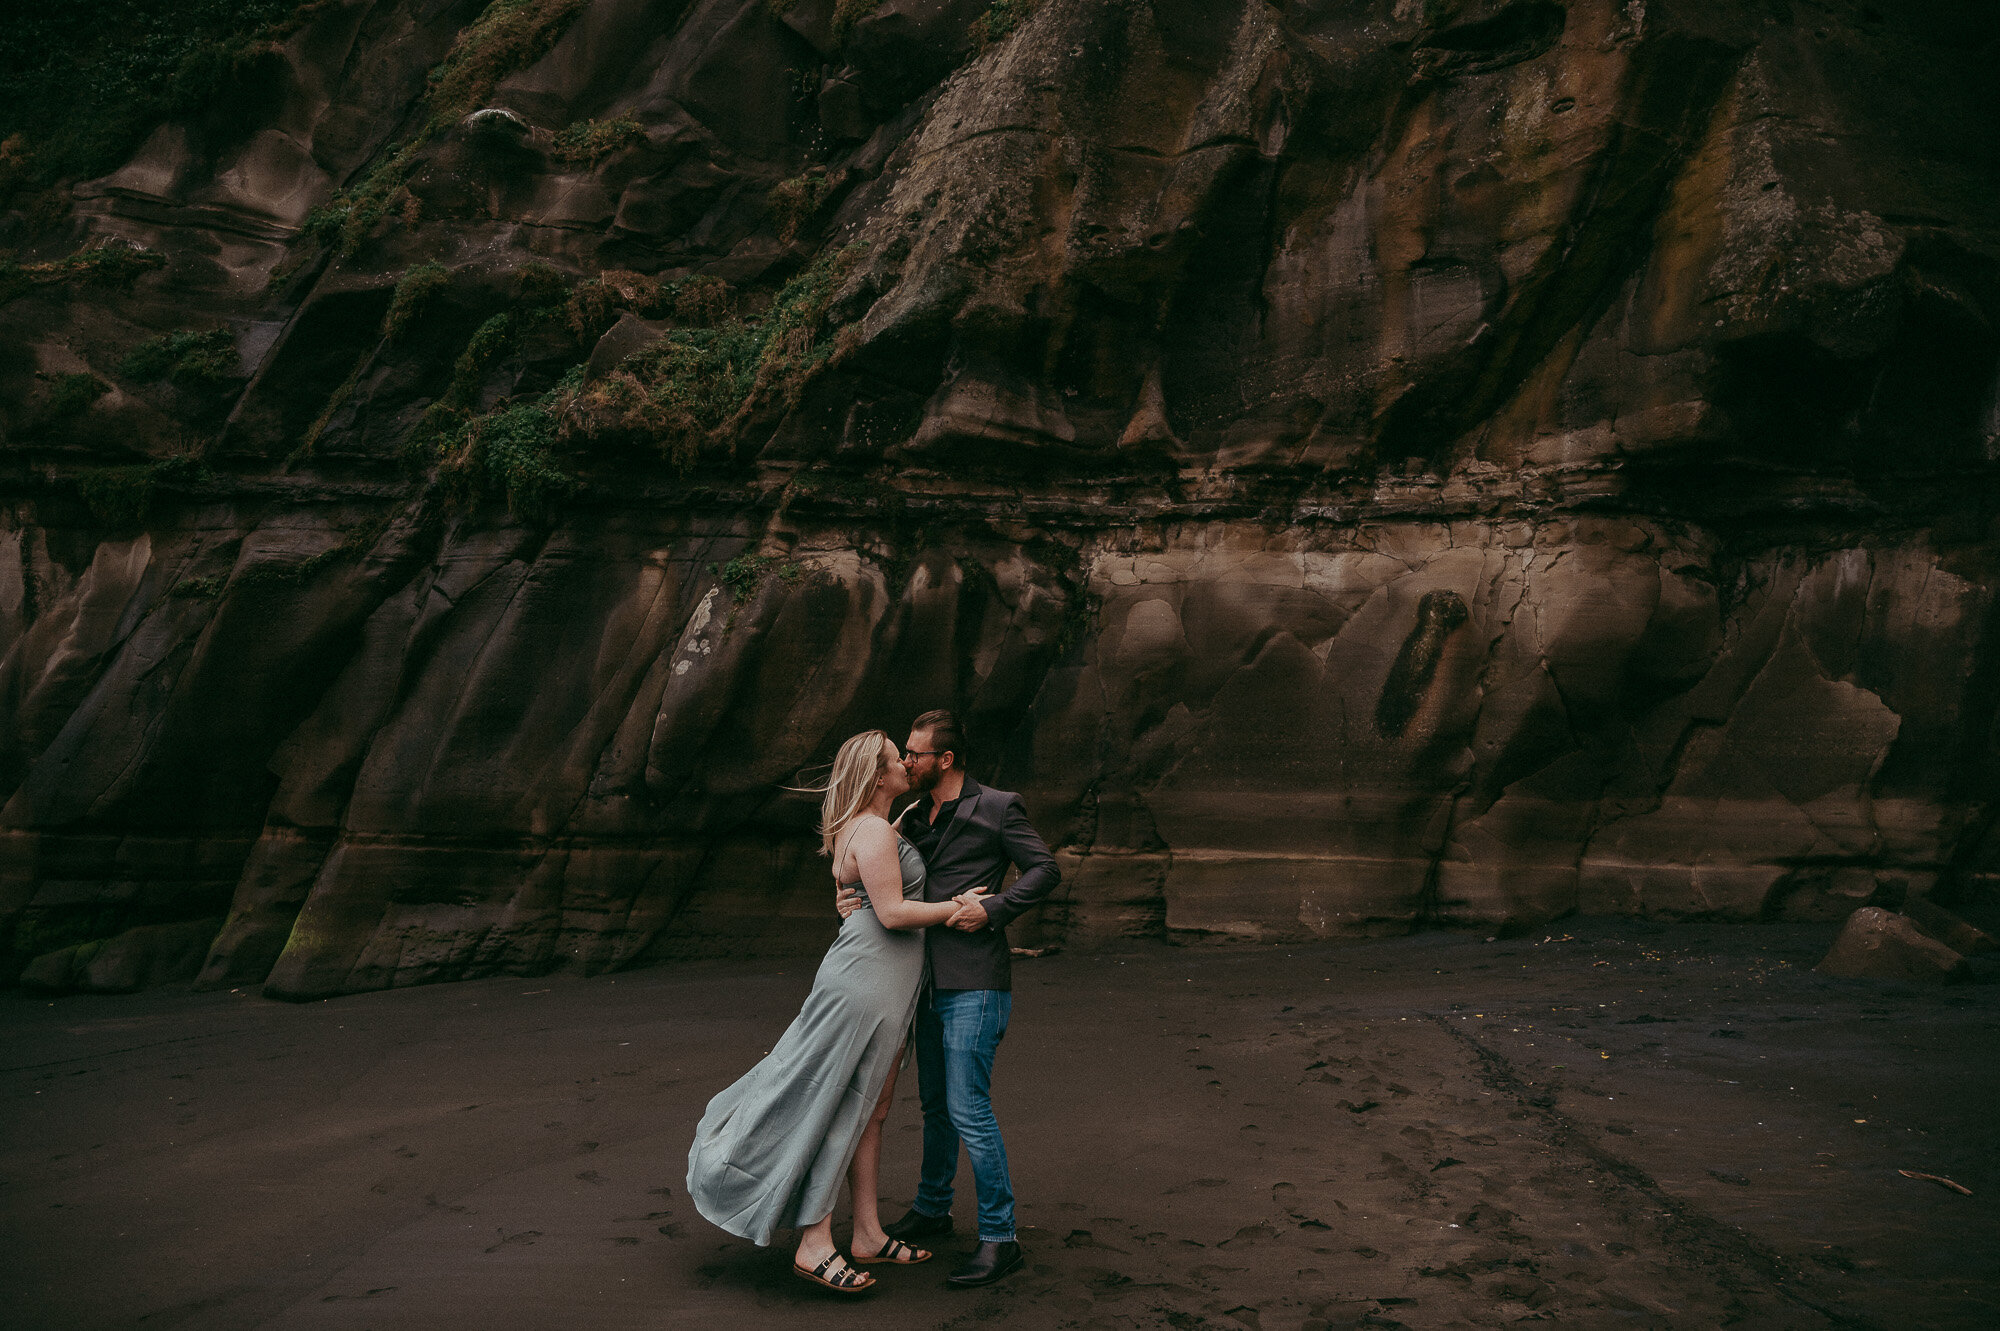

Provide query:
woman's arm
left=849, top=819, right=962, bottom=932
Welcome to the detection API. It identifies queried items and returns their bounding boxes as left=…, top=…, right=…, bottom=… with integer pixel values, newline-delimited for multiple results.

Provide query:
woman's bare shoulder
left=845, top=813, right=894, bottom=843
left=835, top=812, right=890, bottom=853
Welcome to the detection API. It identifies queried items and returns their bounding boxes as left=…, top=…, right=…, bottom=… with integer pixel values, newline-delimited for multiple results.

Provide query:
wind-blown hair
left=807, top=729, right=892, bottom=857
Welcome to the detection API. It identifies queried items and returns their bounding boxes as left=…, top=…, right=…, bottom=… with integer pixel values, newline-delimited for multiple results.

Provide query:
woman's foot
left=852, top=1234, right=932, bottom=1265
left=792, top=1248, right=875, bottom=1293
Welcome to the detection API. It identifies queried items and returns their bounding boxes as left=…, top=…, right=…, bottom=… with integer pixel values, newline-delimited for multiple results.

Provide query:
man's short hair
left=911, top=708, right=967, bottom=766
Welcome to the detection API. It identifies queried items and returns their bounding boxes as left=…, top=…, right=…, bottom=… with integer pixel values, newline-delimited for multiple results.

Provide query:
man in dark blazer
left=837, top=708, right=1060, bottom=1287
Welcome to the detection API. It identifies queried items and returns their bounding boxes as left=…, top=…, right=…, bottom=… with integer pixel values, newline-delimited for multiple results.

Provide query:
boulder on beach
left=1898, top=896, right=1996, bottom=956
left=1815, top=908, right=1969, bottom=984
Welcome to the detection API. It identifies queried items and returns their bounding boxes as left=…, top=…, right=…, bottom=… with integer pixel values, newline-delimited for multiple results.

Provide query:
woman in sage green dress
left=688, top=729, right=988, bottom=1293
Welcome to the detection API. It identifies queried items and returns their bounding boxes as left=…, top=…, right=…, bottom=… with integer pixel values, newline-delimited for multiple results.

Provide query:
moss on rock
left=120, top=328, right=235, bottom=387
left=551, top=117, right=644, bottom=166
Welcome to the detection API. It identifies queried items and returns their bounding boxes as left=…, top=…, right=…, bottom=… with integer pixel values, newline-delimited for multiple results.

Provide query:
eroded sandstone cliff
left=2, top=0, right=1997, bottom=996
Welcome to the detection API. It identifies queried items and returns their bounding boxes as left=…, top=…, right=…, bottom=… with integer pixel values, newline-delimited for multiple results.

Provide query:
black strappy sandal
left=792, top=1251, right=877, bottom=1294
left=854, top=1236, right=932, bottom=1265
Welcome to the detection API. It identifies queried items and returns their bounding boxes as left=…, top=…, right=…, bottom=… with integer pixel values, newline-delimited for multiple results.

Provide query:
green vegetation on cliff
left=72, top=454, right=209, bottom=527
left=440, top=398, right=581, bottom=523
left=552, top=117, right=645, bottom=166
left=383, top=262, right=451, bottom=342
left=571, top=320, right=766, bottom=465
left=1, top=242, right=167, bottom=307
left=973, top=0, right=1044, bottom=48
left=564, top=270, right=732, bottom=341
left=713, top=552, right=803, bottom=603
left=44, top=374, right=110, bottom=420
left=0, top=0, right=593, bottom=231
left=120, top=328, right=236, bottom=387
left=422, top=0, right=590, bottom=134
left=302, top=0, right=592, bottom=256
left=768, top=171, right=830, bottom=243
left=831, top=0, right=883, bottom=42
left=300, top=141, right=427, bottom=257
left=558, top=243, right=863, bottom=466
left=0, top=1, right=307, bottom=192
left=411, top=243, right=862, bottom=518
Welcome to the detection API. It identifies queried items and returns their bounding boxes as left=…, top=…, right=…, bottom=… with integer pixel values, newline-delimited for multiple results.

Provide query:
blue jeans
left=912, top=988, right=1015, bottom=1242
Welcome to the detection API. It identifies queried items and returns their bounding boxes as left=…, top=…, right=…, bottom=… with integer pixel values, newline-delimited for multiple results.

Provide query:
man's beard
left=907, top=764, right=941, bottom=793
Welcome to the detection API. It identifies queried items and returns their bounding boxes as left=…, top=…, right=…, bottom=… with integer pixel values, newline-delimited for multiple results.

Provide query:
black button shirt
left=907, top=792, right=967, bottom=864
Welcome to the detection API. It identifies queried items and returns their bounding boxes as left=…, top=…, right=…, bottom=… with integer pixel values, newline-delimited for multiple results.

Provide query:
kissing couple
left=687, top=709, right=1062, bottom=1294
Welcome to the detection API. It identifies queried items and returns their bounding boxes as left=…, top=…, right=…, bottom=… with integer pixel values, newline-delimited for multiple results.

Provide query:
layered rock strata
left=3, top=0, right=1997, bottom=996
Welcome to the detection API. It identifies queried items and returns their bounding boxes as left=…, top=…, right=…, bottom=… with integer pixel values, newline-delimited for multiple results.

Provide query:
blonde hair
left=810, top=729, right=892, bottom=857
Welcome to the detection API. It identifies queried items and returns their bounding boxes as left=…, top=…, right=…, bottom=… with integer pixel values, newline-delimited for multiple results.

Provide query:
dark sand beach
left=5, top=921, right=1997, bottom=1331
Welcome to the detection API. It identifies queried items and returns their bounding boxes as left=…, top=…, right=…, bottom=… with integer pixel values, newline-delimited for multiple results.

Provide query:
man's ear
left=940, top=750, right=956, bottom=773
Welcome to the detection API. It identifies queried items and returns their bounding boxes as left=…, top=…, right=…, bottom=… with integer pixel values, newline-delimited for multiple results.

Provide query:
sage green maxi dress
left=687, top=837, right=928, bottom=1246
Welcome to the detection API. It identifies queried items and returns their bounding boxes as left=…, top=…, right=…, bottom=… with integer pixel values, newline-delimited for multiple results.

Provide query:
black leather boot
left=883, top=1208, right=953, bottom=1243
left=946, top=1239, right=1023, bottom=1287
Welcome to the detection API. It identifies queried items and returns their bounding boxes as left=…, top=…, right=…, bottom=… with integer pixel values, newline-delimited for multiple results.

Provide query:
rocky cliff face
left=3, top=0, right=1998, bottom=997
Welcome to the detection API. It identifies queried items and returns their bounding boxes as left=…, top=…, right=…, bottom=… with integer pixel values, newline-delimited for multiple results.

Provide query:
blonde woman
left=687, top=730, right=988, bottom=1294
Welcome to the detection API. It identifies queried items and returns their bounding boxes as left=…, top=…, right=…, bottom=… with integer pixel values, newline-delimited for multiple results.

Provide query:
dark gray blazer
left=900, top=775, right=1060, bottom=991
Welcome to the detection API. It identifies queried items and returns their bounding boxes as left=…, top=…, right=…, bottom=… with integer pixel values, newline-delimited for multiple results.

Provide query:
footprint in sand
left=1062, top=1229, right=1129, bottom=1253
left=1219, top=1223, right=1280, bottom=1248
left=319, top=1288, right=395, bottom=1302
left=1367, top=1153, right=1425, bottom=1189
